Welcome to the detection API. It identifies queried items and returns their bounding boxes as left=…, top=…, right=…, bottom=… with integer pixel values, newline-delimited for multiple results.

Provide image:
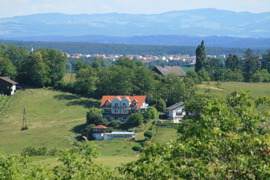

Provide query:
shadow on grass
left=54, top=94, right=80, bottom=100
left=54, top=94, right=100, bottom=108
left=71, top=123, right=87, bottom=134
left=66, top=100, right=99, bottom=108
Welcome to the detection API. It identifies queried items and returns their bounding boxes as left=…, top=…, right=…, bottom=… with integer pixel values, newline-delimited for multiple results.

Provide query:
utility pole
left=21, top=107, right=28, bottom=130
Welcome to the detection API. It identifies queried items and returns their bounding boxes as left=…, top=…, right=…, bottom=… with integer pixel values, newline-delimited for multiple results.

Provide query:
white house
left=167, top=102, right=185, bottom=123
left=91, top=125, right=136, bottom=140
left=100, top=95, right=148, bottom=122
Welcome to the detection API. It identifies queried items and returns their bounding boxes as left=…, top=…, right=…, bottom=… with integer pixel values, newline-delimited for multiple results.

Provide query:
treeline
left=0, top=44, right=67, bottom=87
left=1, top=39, right=268, bottom=56
left=194, top=41, right=270, bottom=82
left=59, top=57, right=196, bottom=106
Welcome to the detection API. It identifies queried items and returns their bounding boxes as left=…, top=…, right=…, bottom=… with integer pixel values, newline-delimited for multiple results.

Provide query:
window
left=133, top=101, right=137, bottom=106
left=106, top=101, right=111, bottom=106
left=115, top=110, right=118, bottom=113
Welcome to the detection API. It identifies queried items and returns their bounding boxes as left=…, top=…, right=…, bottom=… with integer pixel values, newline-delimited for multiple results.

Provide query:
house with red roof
left=0, top=77, right=18, bottom=95
left=100, top=95, right=148, bottom=122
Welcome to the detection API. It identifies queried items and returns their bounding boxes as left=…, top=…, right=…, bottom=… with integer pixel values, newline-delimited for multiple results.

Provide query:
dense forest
left=0, top=39, right=269, bottom=56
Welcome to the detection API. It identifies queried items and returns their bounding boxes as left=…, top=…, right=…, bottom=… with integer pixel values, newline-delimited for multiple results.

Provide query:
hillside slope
left=0, top=88, right=99, bottom=154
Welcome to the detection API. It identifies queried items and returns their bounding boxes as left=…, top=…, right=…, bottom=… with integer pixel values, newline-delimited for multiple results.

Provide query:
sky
left=1, top=0, right=270, bottom=18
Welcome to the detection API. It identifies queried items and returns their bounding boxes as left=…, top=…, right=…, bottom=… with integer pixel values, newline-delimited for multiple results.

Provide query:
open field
left=152, top=125, right=178, bottom=144
left=0, top=88, right=98, bottom=154
left=0, top=88, right=143, bottom=168
left=197, top=81, right=270, bottom=98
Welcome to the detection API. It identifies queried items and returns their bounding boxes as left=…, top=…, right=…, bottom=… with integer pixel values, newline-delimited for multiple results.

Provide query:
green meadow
left=1, top=81, right=270, bottom=168
left=197, top=81, right=270, bottom=98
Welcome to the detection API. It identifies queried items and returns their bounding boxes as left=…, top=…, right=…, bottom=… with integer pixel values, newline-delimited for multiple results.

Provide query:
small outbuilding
left=91, top=125, right=136, bottom=140
left=167, top=102, right=185, bottom=123
left=0, top=77, right=18, bottom=95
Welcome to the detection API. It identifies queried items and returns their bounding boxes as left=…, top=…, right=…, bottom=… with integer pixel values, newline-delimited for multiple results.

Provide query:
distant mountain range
left=1, top=8, right=270, bottom=48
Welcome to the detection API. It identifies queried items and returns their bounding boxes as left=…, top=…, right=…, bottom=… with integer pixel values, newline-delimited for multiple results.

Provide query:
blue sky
left=1, top=0, right=270, bottom=18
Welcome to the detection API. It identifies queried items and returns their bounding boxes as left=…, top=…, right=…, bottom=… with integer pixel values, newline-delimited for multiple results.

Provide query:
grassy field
left=197, top=81, right=270, bottom=98
left=0, top=88, right=142, bottom=168
left=152, top=125, right=178, bottom=144
left=0, top=88, right=98, bottom=154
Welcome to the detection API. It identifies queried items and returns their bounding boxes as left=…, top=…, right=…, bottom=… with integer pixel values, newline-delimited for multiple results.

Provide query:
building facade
left=100, top=95, right=148, bottom=122
left=91, top=125, right=136, bottom=140
left=0, top=77, right=18, bottom=95
left=167, top=102, right=186, bottom=123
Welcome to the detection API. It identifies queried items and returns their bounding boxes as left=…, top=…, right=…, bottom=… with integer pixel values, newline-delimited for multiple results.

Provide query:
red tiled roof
left=100, top=95, right=147, bottom=110
left=111, top=114, right=129, bottom=117
left=0, top=77, right=18, bottom=85
left=91, top=125, right=108, bottom=129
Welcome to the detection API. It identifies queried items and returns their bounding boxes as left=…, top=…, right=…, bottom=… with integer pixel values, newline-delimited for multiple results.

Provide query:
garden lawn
left=151, top=125, right=178, bottom=144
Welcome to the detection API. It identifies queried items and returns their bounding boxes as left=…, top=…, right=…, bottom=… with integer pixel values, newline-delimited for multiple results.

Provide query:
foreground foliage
left=120, top=92, right=270, bottom=179
left=0, top=141, right=118, bottom=179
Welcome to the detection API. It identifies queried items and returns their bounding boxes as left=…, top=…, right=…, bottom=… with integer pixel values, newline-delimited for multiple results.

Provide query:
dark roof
left=153, top=66, right=186, bottom=77
left=167, top=102, right=184, bottom=111
left=0, top=77, right=18, bottom=85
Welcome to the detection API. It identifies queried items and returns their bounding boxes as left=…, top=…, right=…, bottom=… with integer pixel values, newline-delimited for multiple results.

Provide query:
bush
left=156, top=122, right=178, bottom=128
left=21, top=146, right=58, bottom=156
left=144, top=106, right=158, bottom=120
left=132, top=145, right=142, bottom=152
left=127, top=113, right=144, bottom=127
left=144, top=137, right=150, bottom=141
left=144, top=130, right=153, bottom=138
left=107, top=120, right=123, bottom=129
left=86, top=107, right=107, bottom=125
left=155, top=98, right=166, bottom=112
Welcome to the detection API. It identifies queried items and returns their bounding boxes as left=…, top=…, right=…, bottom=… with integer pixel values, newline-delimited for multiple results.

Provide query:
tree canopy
left=120, top=92, right=270, bottom=179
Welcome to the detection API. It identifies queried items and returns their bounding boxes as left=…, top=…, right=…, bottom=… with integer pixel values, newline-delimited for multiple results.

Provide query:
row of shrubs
left=132, top=121, right=156, bottom=152
left=21, top=146, right=58, bottom=156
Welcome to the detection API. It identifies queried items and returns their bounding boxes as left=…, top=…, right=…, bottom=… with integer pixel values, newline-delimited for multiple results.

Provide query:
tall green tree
left=75, top=66, right=97, bottom=97
left=225, top=54, right=242, bottom=72
left=86, top=107, right=106, bottom=125
left=195, top=40, right=206, bottom=72
left=262, top=51, right=270, bottom=73
left=0, top=57, right=17, bottom=78
left=243, top=49, right=261, bottom=81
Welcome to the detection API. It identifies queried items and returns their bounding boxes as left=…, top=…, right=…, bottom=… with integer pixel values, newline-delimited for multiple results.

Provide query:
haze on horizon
left=1, top=0, right=270, bottom=18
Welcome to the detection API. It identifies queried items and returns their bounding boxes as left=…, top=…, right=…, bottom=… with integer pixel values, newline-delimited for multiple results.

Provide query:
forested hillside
left=1, top=40, right=268, bottom=56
